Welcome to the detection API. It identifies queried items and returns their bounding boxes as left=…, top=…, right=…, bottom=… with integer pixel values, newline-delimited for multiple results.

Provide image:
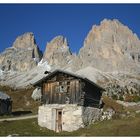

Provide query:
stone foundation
left=38, top=104, right=84, bottom=132
left=38, top=104, right=101, bottom=132
left=82, top=107, right=102, bottom=126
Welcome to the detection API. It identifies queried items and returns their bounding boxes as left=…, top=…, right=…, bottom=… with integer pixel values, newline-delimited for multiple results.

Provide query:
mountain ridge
left=0, top=18, right=140, bottom=89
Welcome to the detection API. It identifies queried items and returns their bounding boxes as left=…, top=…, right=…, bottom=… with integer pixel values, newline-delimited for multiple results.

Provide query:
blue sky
left=0, top=4, right=140, bottom=53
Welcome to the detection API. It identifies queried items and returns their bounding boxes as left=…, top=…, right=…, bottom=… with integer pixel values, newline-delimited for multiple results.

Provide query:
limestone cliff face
left=43, top=36, right=73, bottom=69
left=0, top=32, right=42, bottom=72
left=77, top=19, right=140, bottom=73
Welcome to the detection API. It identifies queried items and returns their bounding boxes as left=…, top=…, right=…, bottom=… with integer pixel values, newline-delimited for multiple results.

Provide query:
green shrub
left=119, top=96, right=124, bottom=101
left=112, top=95, right=118, bottom=100
left=133, top=96, right=140, bottom=102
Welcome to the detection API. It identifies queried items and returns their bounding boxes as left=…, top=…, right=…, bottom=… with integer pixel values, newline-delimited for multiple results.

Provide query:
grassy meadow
left=0, top=113, right=140, bottom=136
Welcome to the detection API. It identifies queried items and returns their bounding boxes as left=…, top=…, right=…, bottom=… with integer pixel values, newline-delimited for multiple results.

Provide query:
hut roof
left=76, top=66, right=105, bottom=83
left=33, top=69, right=105, bottom=91
left=0, top=92, right=11, bottom=100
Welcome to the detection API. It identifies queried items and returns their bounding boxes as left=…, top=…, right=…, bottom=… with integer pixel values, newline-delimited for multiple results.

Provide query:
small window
left=55, top=81, right=67, bottom=93
left=59, top=85, right=67, bottom=93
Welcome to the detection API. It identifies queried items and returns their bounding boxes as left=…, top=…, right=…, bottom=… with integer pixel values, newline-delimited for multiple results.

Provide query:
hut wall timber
left=41, top=72, right=83, bottom=105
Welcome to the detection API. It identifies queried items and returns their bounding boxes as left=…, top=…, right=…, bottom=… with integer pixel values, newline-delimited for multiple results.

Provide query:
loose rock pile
left=103, top=81, right=140, bottom=102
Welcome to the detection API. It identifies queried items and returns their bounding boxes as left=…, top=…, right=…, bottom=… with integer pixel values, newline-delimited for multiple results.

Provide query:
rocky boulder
left=0, top=32, right=42, bottom=72
left=31, top=87, right=42, bottom=101
left=100, top=108, right=115, bottom=121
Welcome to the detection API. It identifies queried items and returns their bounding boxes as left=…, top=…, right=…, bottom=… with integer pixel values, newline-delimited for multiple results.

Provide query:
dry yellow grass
left=102, top=96, right=125, bottom=113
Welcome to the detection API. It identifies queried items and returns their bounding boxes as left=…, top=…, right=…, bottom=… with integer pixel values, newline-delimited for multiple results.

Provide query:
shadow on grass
left=12, top=111, right=32, bottom=116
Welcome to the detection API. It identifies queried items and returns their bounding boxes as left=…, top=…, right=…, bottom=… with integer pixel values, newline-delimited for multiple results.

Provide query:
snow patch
left=27, top=47, right=33, bottom=50
left=33, top=57, right=40, bottom=63
left=38, top=59, right=43, bottom=65
left=0, top=69, right=4, bottom=76
left=38, top=59, right=51, bottom=71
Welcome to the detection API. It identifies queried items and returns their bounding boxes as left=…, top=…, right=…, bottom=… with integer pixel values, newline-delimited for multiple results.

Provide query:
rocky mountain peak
left=100, top=18, right=123, bottom=26
left=48, top=35, right=68, bottom=48
left=78, top=19, right=140, bottom=73
left=0, top=32, right=42, bottom=72
left=12, top=32, right=36, bottom=49
left=42, top=35, right=72, bottom=68
left=12, top=32, right=42, bottom=60
left=83, top=19, right=139, bottom=48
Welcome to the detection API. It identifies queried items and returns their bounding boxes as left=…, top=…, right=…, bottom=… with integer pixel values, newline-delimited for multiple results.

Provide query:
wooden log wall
left=39, top=72, right=103, bottom=107
left=42, top=74, right=82, bottom=104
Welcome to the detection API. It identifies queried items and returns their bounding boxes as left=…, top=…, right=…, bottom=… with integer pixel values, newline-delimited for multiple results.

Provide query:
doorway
left=56, top=109, right=62, bottom=132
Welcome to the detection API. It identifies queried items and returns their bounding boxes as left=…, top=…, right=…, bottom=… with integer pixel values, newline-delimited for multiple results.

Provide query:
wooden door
left=56, top=109, right=62, bottom=132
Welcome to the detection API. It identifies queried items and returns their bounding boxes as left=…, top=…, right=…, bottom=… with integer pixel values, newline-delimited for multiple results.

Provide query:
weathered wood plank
left=44, top=83, right=46, bottom=93
left=70, top=80, right=76, bottom=104
left=71, top=81, right=74, bottom=103
left=75, top=80, right=79, bottom=103
left=47, top=83, right=49, bottom=103
left=74, top=80, right=77, bottom=103
left=52, top=82, right=56, bottom=104
left=55, top=82, right=59, bottom=104
left=44, top=83, right=48, bottom=94
left=58, top=93, right=61, bottom=104
left=77, top=80, right=83, bottom=105
left=70, top=81, right=73, bottom=103
left=50, top=83, right=53, bottom=103
left=53, top=82, right=57, bottom=104
left=72, top=81, right=75, bottom=103
left=42, top=83, right=45, bottom=95
left=54, top=82, right=58, bottom=104
left=61, top=91, right=65, bottom=104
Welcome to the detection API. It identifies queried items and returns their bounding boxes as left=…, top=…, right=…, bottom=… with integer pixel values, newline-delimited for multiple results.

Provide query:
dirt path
left=0, top=115, right=38, bottom=122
